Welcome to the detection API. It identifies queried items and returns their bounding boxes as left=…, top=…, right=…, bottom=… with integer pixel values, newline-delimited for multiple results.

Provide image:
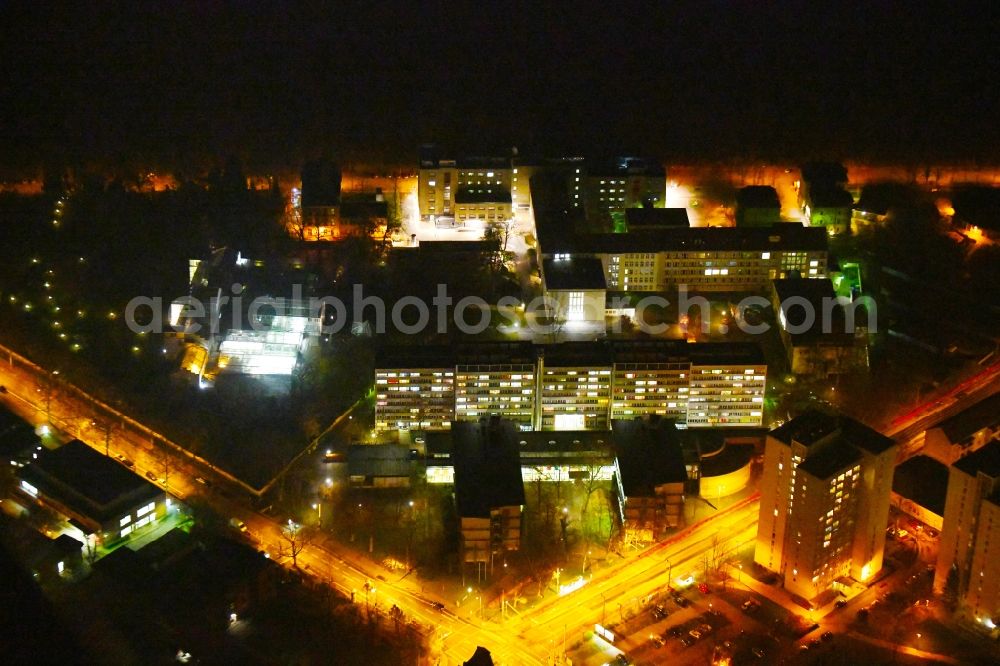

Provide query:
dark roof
left=769, top=409, right=894, bottom=455
left=856, top=182, right=921, bottom=215
left=18, top=440, right=161, bottom=523
left=455, top=187, right=512, bottom=204
left=936, top=393, right=1000, bottom=443
left=377, top=340, right=766, bottom=370
left=451, top=419, right=525, bottom=517
left=613, top=418, right=687, bottom=495
left=952, top=186, right=1000, bottom=232
left=538, top=222, right=828, bottom=255
left=376, top=344, right=455, bottom=369
left=772, top=278, right=855, bottom=344
left=798, top=443, right=862, bottom=479
left=737, top=186, right=781, bottom=209
left=347, top=444, right=413, bottom=478
left=625, top=207, right=690, bottom=229
left=953, top=441, right=1000, bottom=479
left=0, top=406, right=40, bottom=459
left=770, top=410, right=840, bottom=447
left=464, top=646, right=495, bottom=666
left=301, top=159, right=342, bottom=207
left=839, top=417, right=896, bottom=455
left=808, top=186, right=854, bottom=209
left=542, top=256, right=607, bottom=290
left=892, top=455, right=949, bottom=515
left=772, top=277, right=837, bottom=303
left=339, top=197, right=388, bottom=220
left=418, top=146, right=511, bottom=170
left=699, top=443, right=755, bottom=477
left=586, top=157, right=665, bottom=178
left=689, top=342, right=767, bottom=366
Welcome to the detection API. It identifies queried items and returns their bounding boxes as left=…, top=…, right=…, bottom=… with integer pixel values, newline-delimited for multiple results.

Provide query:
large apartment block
left=754, top=410, right=897, bottom=602
left=375, top=341, right=766, bottom=432
left=933, top=442, right=1000, bottom=623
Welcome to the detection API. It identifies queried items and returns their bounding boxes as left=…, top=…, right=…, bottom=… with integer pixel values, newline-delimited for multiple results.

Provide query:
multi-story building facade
left=375, top=341, right=766, bottom=432
left=417, top=146, right=512, bottom=223
left=687, top=349, right=768, bottom=427
left=583, top=157, right=666, bottom=225
left=754, top=410, right=897, bottom=601
left=536, top=224, right=828, bottom=293
left=933, top=442, right=1000, bottom=623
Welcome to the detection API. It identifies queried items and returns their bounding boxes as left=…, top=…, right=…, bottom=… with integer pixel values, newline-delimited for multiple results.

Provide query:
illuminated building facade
left=536, top=224, right=828, bottom=293
left=417, top=146, right=512, bottom=223
left=933, top=442, right=1000, bottom=622
left=375, top=342, right=767, bottom=432
left=582, top=157, right=666, bottom=225
left=755, top=410, right=896, bottom=601
left=687, top=350, right=768, bottom=427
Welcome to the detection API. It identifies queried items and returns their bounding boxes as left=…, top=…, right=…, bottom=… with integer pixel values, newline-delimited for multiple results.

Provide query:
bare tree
left=279, top=521, right=315, bottom=568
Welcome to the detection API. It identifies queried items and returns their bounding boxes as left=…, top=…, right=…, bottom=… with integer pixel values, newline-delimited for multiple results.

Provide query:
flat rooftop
left=538, top=222, right=829, bottom=256
left=376, top=340, right=767, bottom=370
left=542, top=256, right=607, bottom=290
left=936, top=393, right=1000, bottom=444
left=451, top=419, right=525, bottom=518
left=613, top=418, right=687, bottom=496
left=892, top=455, right=949, bottom=516
left=19, top=440, right=161, bottom=523
left=769, top=409, right=894, bottom=455
left=954, top=440, right=1000, bottom=479
left=797, top=443, right=862, bottom=480
left=625, top=207, right=690, bottom=229
left=737, top=186, right=781, bottom=209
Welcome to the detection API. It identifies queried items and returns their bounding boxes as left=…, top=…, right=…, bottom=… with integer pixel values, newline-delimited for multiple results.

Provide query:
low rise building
left=540, top=256, right=607, bottom=325
left=770, top=277, right=869, bottom=376
left=17, top=440, right=169, bottom=547
left=612, top=418, right=688, bottom=541
left=924, top=393, right=1000, bottom=464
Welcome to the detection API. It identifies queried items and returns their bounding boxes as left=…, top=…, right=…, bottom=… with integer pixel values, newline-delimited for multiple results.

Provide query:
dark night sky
left=1, top=1, right=997, bottom=170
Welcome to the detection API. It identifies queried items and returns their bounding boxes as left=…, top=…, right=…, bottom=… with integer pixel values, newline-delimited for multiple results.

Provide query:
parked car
left=667, top=627, right=683, bottom=638
left=680, top=636, right=695, bottom=647
left=194, top=476, right=211, bottom=486
left=835, top=599, right=848, bottom=609
left=649, top=635, right=665, bottom=648
left=652, top=604, right=669, bottom=620
left=145, top=471, right=159, bottom=482
left=821, top=631, right=834, bottom=642
left=698, top=623, right=712, bottom=635
left=741, top=599, right=760, bottom=612
left=672, top=594, right=690, bottom=607
left=688, top=629, right=703, bottom=640
left=613, top=655, right=630, bottom=666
